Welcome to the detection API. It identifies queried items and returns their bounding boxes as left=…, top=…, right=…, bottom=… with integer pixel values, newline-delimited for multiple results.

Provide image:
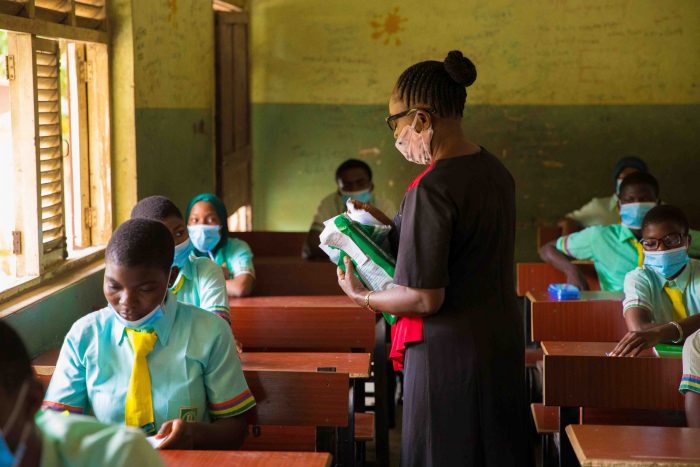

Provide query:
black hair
left=619, top=171, right=660, bottom=199
left=335, top=159, right=372, bottom=182
left=106, top=218, right=174, bottom=272
left=395, top=50, right=477, bottom=118
left=130, top=195, right=183, bottom=221
left=0, top=321, right=32, bottom=394
left=643, top=205, right=689, bottom=235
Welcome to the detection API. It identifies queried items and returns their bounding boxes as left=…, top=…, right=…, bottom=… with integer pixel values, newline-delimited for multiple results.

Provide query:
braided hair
left=395, top=50, right=477, bottom=118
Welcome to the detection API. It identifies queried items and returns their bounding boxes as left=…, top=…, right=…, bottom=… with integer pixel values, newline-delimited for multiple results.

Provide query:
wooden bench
left=160, top=450, right=332, bottom=467
left=566, top=425, right=700, bottom=467
left=231, top=231, right=306, bottom=258
left=542, top=341, right=684, bottom=467
left=528, top=290, right=625, bottom=342
left=531, top=402, right=559, bottom=467
left=516, top=262, right=600, bottom=297
left=253, top=258, right=340, bottom=296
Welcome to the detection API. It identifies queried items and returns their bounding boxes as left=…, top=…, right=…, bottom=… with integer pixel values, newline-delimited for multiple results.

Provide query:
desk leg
left=374, top=319, right=390, bottom=467
left=336, top=385, right=356, bottom=467
left=558, top=406, right=578, bottom=467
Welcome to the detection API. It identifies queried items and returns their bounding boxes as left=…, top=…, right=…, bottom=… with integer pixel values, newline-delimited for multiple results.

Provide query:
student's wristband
left=669, top=321, right=683, bottom=344
left=364, top=291, right=377, bottom=313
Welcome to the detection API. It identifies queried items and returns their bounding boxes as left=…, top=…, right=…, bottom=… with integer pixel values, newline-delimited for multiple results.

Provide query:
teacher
left=337, top=50, right=529, bottom=466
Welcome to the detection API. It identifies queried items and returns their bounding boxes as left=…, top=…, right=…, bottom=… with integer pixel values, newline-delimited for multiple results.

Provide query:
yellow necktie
left=629, top=239, right=644, bottom=268
left=125, top=329, right=158, bottom=434
left=663, top=286, right=688, bottom=321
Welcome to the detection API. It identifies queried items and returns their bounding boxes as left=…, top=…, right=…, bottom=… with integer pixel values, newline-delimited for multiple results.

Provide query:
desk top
left=542, top=341, right=651, bottom=357
left=527, top=290, right=624, bottom=303
left=566, top=425, right=700, bottom=466
left=240, top=352, right=371, bottom=379
left=160, top=450, right=332, bottom=467
left=230, top=295, right=356, bottom=308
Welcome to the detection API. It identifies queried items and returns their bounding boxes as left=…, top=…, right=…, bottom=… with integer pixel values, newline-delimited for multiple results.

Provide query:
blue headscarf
left=613, top=156, right=648, bottom=191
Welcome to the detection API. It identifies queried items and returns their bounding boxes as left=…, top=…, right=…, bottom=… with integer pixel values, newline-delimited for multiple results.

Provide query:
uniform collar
left=616, top=224, right=639, bottom=243
left=664, top=261, right=692, bottom=292
left=113, top=291, right=178, bottom=346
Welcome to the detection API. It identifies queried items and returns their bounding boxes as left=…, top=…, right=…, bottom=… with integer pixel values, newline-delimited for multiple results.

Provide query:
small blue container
left=547, top=283, right=580, bottom=301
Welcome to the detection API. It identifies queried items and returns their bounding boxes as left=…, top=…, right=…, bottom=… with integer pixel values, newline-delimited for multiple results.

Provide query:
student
left=680, top=330, right=700, bottom=427
left=0, top=321, right=164, bottom=467
left=131, top=196, right=231, bottom=322
left=185, top=193, right=255, bottom=298
left=303, top=159, right=396, bottom=260
left=558, top=156, right=647, bottom=234
left=610, top=206, right=700, bottom=356
left=43, top=219, right=254, bottom=449
left=539, top=172, right=660, bottom=292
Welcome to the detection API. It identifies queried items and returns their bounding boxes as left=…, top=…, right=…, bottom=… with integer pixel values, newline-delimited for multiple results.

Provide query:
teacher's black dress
left=391, top=149, right=529, bottom=466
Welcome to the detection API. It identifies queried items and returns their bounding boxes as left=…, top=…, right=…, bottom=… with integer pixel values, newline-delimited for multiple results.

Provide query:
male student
left=303, top=159, right=396, bottom=260
left=0, top=321, right=163, bottom=466
left=680, top=330, right=700, bottom=427
left=609, top=205, right=700, bottom=356
left=539, top=172, right=660, bottom=292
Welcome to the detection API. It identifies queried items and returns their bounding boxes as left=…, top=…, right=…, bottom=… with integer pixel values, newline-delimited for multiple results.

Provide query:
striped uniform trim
left=680, top=374, right=700, bottom=394
left=208, top=389, right=256, bottom=419
left=623, top=300, right=652, bottom=314
left=560, top=236, right=573, bottom=257
left=209, top=307, right=232, bottom=324
left=42, top=401, right=84, bottom=414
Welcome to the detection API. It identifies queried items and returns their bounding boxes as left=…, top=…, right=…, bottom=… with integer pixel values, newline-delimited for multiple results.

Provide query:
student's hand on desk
left=610, top=327, right=664, bottom=357
left=348, top=200, right=393, bottom=226
left=155, top=419, right=195, bottom=450
left=337, top=256, right=368, bottom=306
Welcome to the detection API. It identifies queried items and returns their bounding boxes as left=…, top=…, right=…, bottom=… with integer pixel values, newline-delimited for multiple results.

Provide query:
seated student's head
left=618, top=171, right=660, bottom=231
left=105, top=219, right=175, bottom=323
left=613, top=156, right=648, bottom=194
left=131, top=195, right=191, bottom=267
left=335, top=159, right=374, bottom=203
left=186, top=193, right=229, bottom=253
left=0, top=322, right=44, bottom=463
left=641, top=205, right=691, bottom=278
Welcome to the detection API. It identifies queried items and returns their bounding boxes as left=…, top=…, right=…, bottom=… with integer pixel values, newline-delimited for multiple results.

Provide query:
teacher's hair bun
left=443, top=50, right=477, bottom=87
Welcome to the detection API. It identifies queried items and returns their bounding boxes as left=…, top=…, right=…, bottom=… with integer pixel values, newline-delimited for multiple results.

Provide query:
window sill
left=0, top=247, right=106, bottom=317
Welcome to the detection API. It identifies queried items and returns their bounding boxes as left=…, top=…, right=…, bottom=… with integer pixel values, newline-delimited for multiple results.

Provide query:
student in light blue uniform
left=186, top=193, right=255, bottom=298
left=610, top=206, right=700, bottom=357
left=539, top=172, right=660, bottom=292
left=0, top=321, right=163, bottom=467
left=43, top=219, right=254, bottom=450
left=132, top=196, right=231, bottom=323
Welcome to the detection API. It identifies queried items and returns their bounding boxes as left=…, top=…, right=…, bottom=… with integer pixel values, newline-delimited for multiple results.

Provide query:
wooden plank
left=0, top=12, right=108, bottom=43
left=528, top=290, right=626, bottom=342
left=253, top=258, right=340, bottom=296
left=231, top=231, right=307, bottom=258
left=531, top=403, right=559, bottom=434
left=230, top=295, right=355, bottom=308
left=160, top=450, right=332, bottom=467
left=241, top=426, right=317, bottom=452
left=566, top=425, right=700, bottom=466
left=516, top=262, right=600, bottom=296
left=240, top=352, right=371, bottom=379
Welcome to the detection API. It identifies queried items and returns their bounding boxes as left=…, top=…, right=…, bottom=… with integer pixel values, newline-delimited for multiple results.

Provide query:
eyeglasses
left=640, top=232, right=686, bottom=251
left=385, top=108, right=434, bottom=131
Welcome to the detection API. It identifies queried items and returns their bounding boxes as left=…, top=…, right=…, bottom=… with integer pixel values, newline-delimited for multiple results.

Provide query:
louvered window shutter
left=34, top=37, right=67, bottom=263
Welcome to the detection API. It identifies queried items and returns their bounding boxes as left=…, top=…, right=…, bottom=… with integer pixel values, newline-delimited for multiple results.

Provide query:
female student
left=337, top=50, right=529, bottom=466
left=610, top=205, right=700, bottom=356
left=540, top=172, right=661, bottom=292
left=0, top=321, right=164, bottom=466
left=131, top=196, right=231, bottom=322
left=43, top=219, right=255, bottom=449
left=186, top=193, right=255, bottom=297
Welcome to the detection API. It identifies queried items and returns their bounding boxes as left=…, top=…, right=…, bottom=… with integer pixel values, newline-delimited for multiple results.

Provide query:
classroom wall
left=250, top=0, right=700, bottom=260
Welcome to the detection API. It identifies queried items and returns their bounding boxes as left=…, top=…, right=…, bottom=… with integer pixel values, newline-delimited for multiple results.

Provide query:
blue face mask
left=643, top=247, right=690, bottom=279
left=109, top=286, right=169, bottom=330
left=619, top=202, right=656, bottom=230
left=340, top=189, right=373, bottom=205
left=172, top=238, right=194, bottom=269
left=188, top=225, right=221, bottom=253
left=0, top=382, right=30, bottom=467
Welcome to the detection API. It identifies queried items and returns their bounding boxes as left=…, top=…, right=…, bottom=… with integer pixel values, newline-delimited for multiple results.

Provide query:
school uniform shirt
left=681, top=329, right=700, bottom=394
left=566, top=194, right=619, bottom=227
left=623, top=259, right=700, bottom=323
left=206, top=237, right=256, bottom=280
left=310, top=193, right=396, bottom=232
left=556, top=224, right=643, bottom=292
left=43, top=292, right=256, bottom=431
left=37, top=410, right=163, bottom=467
left=171, top=253, right=230, bottom=323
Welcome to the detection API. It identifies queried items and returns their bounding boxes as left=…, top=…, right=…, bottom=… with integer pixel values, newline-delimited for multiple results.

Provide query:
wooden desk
left=230, top=295, right=355, bottom=308
left=566, top=425, right=700, bottom=467
left=240, top=352, right=371, bottom=379
left=528, top=291, right=625, bottom=342
left=542, top=341, right=684, bottom=467
left=160, top=450, right=332, bottom=467
left=231, top=231, right=306, bottom=258
left=516, top=262, right=600, bottom=296
left=253, top=258, right=340, bottom=296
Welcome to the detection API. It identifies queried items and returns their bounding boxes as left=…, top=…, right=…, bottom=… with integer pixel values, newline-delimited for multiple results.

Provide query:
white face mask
left=394, top=114, right=433, bottom=165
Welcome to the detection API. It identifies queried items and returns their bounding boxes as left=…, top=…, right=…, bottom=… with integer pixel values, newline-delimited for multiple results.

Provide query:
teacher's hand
left=337, top=256, right=368, bottom=305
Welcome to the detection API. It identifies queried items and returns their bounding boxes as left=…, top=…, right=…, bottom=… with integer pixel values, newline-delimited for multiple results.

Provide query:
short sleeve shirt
left=556, top=224, right=642, bottom=291
left=566, top=194, right=619, bottom=227
left=310, top=193, right=396, bottom=232
left=43, top=292, right=255, bottom=429
left=37, top=410, right=164, bottom=467
left=210, top=238, right=255, bottom=279
left=623, top=259, right=700, bottom=323
left=171, top=253, right=230, bottom=322
left=680, top=329, right=700, bottom=394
